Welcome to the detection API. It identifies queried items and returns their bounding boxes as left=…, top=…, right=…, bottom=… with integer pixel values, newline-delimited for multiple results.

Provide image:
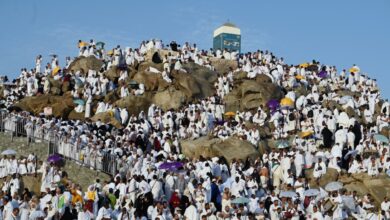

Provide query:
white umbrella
left=325, top=181, right=343, bottom=192
left=344, top=150, right=359, bottom=160
left=339, top=96, right=352, bottom=105
left=279, top=191, right=297, bottom=198
left=304, top=189, right=320, bottom=197
left=1, top=149, right=16, bottom=156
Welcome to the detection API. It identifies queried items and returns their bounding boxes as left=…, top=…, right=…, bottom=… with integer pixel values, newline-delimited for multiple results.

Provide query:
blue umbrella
left=279, top=191, right=297, bottom=198
left=325, top=181, right=343, bottom=192
left=73, top=99, right=85, bottom=106
left=1, top=149, right=16, bottom=155
left=373, top=134, right=389, bottom=144
left=231, top=197, right=250, bottom=204
left=304, top=189, right=319, bottom=197
left=276, top=140, right=289, bottom=149
left=344, top=150, right=359, bottom=160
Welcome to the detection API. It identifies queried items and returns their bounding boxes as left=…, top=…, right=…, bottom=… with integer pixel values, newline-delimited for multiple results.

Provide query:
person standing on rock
left=35, top=55, right=42, bottom=73
left=120, top=108, right=129, bottom=125
left=85, top=94, right=92, bottom=118
left=312, top=157, right=326, bottom=185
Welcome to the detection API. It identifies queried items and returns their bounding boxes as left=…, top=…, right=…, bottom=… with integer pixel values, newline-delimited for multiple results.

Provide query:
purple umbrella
left=47, top=154, right=63, bottom=164
left=318, top=70, right=327, bottom=78
left=267, top=99, right=280, bottom=111
left=158, top=162, right=183, bottom=171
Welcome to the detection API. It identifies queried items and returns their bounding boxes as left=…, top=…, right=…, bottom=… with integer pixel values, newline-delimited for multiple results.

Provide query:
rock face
left=130, top=62, right=217, bottom=111
left=306, top=168, right=339, bottom=187
left=66, top=56, right=104, bottom=74
left=180, top=137, right=259, bottom=163
left=306, top=169, right=390, bottom=206
left=182, top=63, right=218, bottom=97
left=67, top=110, right=85, bottom=121
left=115, top=93, right=154, bottom=116
left=209, top=57, right=238, bottom=73
left=133, top=70, right=169, bottom=91
left=14, top=94, right=74, bottom=118
left=153, top=88, right=187, bottom=110
left=224, top=75, right=284, bottom=112
left=340, top=173, right=390, bottom=206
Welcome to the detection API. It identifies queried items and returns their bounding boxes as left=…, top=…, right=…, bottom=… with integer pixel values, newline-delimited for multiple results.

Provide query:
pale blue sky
left=0, top=0, right=389, bottom=98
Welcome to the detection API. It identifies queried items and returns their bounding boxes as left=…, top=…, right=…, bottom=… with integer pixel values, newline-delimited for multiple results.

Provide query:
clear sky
left=0, top=0, right=389, bottom=98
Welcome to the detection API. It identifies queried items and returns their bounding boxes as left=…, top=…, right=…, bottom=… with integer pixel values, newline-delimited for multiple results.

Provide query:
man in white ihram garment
left=120, top=108, right=129, bottom=125
left=95, top=101, right=106, bottom=114
left=184, top=202, right=199, bottom=220
left=85, top=95, right=92, bottom=118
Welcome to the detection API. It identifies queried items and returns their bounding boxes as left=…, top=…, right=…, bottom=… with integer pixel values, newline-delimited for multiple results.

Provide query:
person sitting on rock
left=174, top=59, right=187, bottom=73
left=120, top=84, right=129, bottom=98
left=161, top=68, right=172, bottom=83
left=367, top=156, right=379, bottom=177
left=312, top=157, right=326, bottom=185
left=133, top=83, right=145, bottom=96
left=253, top=107, right=267, bottom=126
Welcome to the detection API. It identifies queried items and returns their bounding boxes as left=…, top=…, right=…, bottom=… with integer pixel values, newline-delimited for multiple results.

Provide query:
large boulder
left=47, top=76, right=62, bottom=95
left=67, top=110, right=85, bottom=121
left=180, top=137, right=259, bottom=163
left=172, top=64, right=217, bottom=100
left=306, top=168, right=339, bottom=187
left=153, top=88, right=187, bottom=110
left=105, top=66, right=120, bottom=82
left=339, top=173, right=390, bottom=206
left=224, top=78, right=283, bottom=112
left=380, top=127, right=389, bottom=138
left=66, top=56, right=103, bottom=74
left=133, top=70, right=169, bottom=91
left=137, top=62, right=164, bottom=73
left=209, top=57, right=238, bottom=73
left=14, top=94, right=74, bottom=118
left=103, top=91, right=120, bottom=104
left=115, top=92, right=154, bottom=116
left=233, top=71, right=248, bottom=81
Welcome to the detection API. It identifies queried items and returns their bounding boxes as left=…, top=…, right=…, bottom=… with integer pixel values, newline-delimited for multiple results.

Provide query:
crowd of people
left=0, top=37, right=389, bottom=219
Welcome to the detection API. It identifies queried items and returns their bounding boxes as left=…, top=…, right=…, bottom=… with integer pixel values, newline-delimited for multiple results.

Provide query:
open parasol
left=1, top=149, right=16, bottom=156
left=280, top=97, right=294, bottom=108
left=373, top=134, right=389, bottom=144
left=47, top=154, right=63, bottom=163
left=325, top=181, right=343, bottom=192
left=224, top=112, right=236, bottom=117
left=158, top=161, right=183, bottom=171
left=304, top=189, right=320, bottom=197
left=279, top=191, right=297, bottom=198
left=231, top=197, right=250, bottom=204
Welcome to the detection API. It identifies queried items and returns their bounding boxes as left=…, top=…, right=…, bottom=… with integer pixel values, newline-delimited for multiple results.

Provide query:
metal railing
left=0, top=111, right=117, bottom=176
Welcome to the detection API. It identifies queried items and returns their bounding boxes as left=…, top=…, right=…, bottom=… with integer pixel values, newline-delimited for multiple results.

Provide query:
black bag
left=307, top=110, right=313, bottom=118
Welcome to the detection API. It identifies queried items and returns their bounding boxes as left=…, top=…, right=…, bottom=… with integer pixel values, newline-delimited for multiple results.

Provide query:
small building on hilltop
left=213, top=22, right=241, bottom=53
